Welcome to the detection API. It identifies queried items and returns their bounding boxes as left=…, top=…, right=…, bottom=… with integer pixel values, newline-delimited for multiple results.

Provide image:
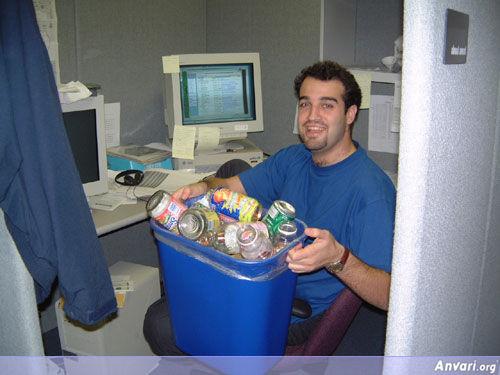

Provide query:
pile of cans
left=146, top=188, right=298, bottom=260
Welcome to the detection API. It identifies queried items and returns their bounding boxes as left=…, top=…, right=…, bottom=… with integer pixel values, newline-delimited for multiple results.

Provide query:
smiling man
left=143, top=61, right=396, bottom=355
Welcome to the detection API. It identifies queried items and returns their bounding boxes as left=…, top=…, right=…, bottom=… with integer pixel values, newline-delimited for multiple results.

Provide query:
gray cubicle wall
left=56, top=0, right=322, bottom=156
left=57, top=0, right=402, bottom=162
left=386, top=0, right=500, bottom=356
left=352, top=0, right=403, bottom=173
left=208, top=0, right=403, bottom=171
left=322, top=0, right=403, bottom=173
left=206, top=0, right=321, bottom=155
left=56, top=0, right=206, bottom=146
left=0, top=211, right=44, bottom=356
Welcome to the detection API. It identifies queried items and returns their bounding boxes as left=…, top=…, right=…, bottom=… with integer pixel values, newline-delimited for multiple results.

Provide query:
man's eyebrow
left=298, top=96, right=338, bottom=103
left=320, top=96, right=338, bottom=103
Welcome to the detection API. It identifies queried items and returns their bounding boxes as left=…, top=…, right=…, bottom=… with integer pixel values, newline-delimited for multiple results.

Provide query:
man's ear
left=346, top=105, right=358, bottom=125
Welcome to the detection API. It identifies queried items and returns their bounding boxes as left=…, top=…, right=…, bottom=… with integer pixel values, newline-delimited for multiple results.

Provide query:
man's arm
left=172, top=175, right=246, bottom=201
left=286, top=228, right=391, bottom=310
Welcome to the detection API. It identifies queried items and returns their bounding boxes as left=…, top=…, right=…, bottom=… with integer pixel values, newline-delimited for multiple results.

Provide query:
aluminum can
left=177, top=207, right=221, bottom=241
left=184, top=192, right=211, bottom=209
left=262, top=200, right=296, bottom=240
left=146, top=190, right=187, bottom=233
left=209, top=187, right=263, bottom=222
left=237, top=224, right=274, bottom=260
left=211, top=221, right=269, bottom=255
left=274, top=220, right=298, bottom=252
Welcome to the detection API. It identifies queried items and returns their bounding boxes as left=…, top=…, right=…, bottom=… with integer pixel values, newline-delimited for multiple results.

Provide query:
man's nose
left=308, top=104, right=320, bottom=120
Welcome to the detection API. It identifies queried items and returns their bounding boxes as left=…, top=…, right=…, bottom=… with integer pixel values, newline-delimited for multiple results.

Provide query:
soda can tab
left=262, top=200, right=296, bottom=240
left=210, top=187, right=263, bottom=222
left=147, top=190, right=187, bottom=233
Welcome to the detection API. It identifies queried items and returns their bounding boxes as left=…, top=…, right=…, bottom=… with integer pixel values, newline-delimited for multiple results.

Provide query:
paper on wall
left=391, top=81, right=402, bottom=133
left=352, top=71, right=371, bottom=109
left=33, top=0, right=60, bottom=84
left=368, top=95, right=399, bottom=154
left=104, top=102, right=120, bottom=148
left=162, top=55, right=180, bottom=74
left=172, top=125, right=196, bottom=159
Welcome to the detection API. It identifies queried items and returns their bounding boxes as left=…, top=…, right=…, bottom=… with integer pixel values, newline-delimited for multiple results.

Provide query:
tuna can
left=209, top=187, right=263, bottom=222
left=262, top=200, right=296, bottom=240
left=146, top=190, right=187, bottom=233
left=177, top=207, right=221, bottom=241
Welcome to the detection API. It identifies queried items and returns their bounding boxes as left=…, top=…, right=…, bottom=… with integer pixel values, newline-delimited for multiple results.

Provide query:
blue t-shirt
left=239, top=142, right=396, bottom=322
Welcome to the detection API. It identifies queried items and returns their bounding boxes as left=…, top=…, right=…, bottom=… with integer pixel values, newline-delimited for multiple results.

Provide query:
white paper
left=33, top=0, right=60, bottom=84
left=88, top=193, right=136, bottom=211
left=104, top=102, right=121, bottom=148
left=391, top=81, right=402, bottom=133
left=57, top=81, right=92, bottom=103
left=162, top=55, right=180, bottom=73
left=196, top=127, right=220, bottom=151
left=111, top=275, right=135, bottom=292
left=352, top=71, right=372, bottom=109
left=368, top=95, right=399, bottom=154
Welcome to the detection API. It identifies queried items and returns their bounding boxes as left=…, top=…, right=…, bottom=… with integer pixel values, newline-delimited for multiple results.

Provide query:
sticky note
left=172, top=125, right=196, bottom=159
left=196, top=127, right=220, bottom=151
left=352, top=71, right=371, bottom=109
left=162, top=55, right=180, bottom=74
left=115, top=292, right=126, bottom=308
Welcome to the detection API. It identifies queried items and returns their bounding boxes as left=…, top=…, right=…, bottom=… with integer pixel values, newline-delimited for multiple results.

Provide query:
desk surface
left=92, top=201, right=148, bottom=236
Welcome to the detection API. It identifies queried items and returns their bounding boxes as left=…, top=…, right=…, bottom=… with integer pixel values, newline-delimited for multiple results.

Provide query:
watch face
left=326, top=261, right=344, bottom=274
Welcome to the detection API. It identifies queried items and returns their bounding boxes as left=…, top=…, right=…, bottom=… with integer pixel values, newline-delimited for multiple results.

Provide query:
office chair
left=285, top=287, right=362, bottom=356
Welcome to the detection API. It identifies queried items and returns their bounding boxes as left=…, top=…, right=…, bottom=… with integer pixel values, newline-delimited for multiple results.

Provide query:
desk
left=91, top=200, right=159, bottom=269
left=92, top=201, right=148, bottom=236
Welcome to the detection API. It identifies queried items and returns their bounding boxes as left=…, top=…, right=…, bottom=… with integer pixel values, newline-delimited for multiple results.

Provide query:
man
left=144, top=60, right=396, bottom=353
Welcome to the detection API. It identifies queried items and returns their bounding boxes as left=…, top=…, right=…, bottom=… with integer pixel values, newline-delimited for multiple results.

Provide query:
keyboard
left=139, top=170, right=169, bottom=188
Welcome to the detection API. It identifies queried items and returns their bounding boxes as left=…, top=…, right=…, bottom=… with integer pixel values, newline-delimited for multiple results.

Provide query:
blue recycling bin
left=151, top=216, right=307, bottom=356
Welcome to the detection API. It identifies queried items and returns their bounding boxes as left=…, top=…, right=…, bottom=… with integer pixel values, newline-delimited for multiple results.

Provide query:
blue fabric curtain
left=0, top=0, right=116, bottom=325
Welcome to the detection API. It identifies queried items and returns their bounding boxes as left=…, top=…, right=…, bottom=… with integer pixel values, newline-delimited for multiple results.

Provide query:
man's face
left=298, top=77, right=355, bottom=156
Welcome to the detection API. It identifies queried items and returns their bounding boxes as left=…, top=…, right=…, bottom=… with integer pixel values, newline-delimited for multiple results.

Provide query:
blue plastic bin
left=151, top=216, right=307, bottom=356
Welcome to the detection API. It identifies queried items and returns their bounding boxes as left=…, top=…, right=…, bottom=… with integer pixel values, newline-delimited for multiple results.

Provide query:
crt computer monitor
left=61, top=95, right=108, bottom=197
left=163, top=52, right=264, bottom=144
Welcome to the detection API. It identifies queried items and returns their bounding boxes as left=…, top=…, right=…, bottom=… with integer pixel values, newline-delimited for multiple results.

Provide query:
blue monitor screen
left=179, top=63, right=256, bottom=125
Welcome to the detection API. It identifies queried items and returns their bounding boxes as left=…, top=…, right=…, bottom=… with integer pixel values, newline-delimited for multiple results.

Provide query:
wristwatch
left=325, top=246, right=350, bottom=274
left=198, top=173, right=215, bottom=183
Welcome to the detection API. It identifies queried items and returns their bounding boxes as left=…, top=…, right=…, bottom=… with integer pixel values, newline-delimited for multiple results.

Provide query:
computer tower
left=173, top=138, right=264, bottom=173
left=55, top=261, right=160, bottom=356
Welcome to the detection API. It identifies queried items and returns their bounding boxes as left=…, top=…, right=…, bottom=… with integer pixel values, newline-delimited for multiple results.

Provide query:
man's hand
left=286, top=228, right=344, bottom=273
left=286, top=227, right=391, bottom=310
left=172, top=182, right=209, bottom=202
left=171, top=175, right=246, bottom=203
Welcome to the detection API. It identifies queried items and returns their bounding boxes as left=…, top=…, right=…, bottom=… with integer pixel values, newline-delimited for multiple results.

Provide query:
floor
left=42, top=328, right=63, bottom=356
left=42, top=303, right=387, bottom=356
left=334, top=303, right=388, bottom=356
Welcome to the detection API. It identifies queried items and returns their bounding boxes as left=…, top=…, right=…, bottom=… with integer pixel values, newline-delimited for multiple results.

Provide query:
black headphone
left=115, top=170, right=144, bottom=186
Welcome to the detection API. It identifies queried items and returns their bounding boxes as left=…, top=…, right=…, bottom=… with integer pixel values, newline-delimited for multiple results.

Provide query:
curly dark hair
left=294, top=61, right=362, bottom=119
